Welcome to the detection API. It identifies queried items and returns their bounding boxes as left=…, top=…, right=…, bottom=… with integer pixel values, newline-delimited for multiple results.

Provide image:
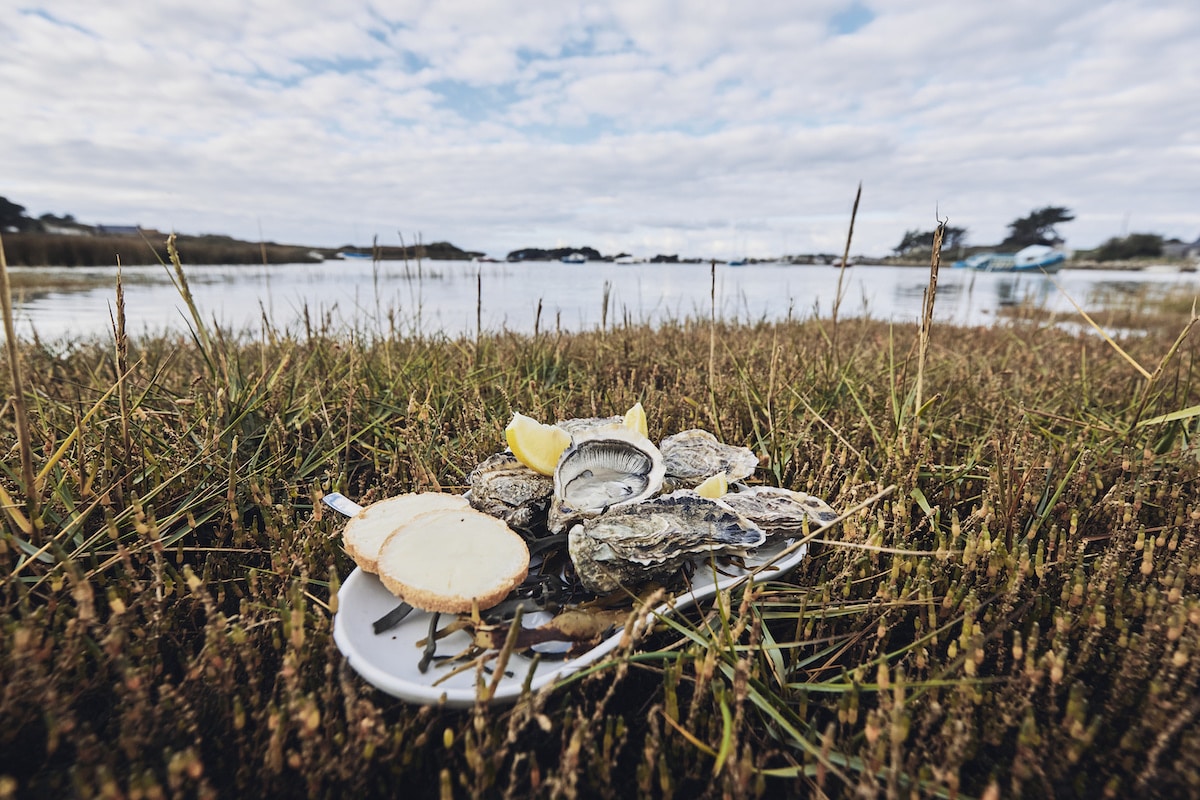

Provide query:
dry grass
left=1, top=241, right=1200, bottom=798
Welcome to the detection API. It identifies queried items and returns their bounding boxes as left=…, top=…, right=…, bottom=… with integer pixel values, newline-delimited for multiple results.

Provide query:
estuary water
left=5, top=259, right=1198, bottom=343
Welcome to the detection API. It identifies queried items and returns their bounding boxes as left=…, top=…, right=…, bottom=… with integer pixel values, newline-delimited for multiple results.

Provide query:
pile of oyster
left=467, top=413, right=839, bottom=594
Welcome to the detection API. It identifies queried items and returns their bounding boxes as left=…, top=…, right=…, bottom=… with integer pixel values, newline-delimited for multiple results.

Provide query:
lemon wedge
left=695, top=472, right=729, bottom=499
left=505, top=412, right=571, bottom=476
left=623, top=401, right=649, bottom=438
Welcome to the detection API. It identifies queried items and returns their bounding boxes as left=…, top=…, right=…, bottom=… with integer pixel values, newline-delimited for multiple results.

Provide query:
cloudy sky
left=3, top=1, right=1198, bottom=260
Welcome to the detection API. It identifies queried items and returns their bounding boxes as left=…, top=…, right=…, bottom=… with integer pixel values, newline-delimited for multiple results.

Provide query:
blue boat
left=953, top=245, right=1066, bottom=273
left=338, top=251, right=373, bottom=260
left=561, top=252, right=587, bottom=264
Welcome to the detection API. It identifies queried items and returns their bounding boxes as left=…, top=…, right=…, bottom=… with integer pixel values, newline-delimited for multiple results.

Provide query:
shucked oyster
left=467, top=451, right=554, bottom=534
left=548, top=426, right=666, bottom=533
left=567, top=490, right=766, bottom=593
left=556, top=415, right=624, bottom=435
left=720, top=486, right=839, bottom=537
left=660, top=429, right=759, bottom=490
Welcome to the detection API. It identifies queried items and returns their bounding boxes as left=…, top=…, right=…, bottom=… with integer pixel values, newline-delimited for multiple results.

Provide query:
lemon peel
left=623, top=402, right=649, bottom=438
left=505, top=412, right=571, bottom=476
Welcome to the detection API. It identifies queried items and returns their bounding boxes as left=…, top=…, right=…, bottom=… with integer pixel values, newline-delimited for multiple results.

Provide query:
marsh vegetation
left=2, top=238, right=1199, bottom=798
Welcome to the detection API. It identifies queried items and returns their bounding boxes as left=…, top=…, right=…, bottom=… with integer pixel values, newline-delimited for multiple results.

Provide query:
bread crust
left=376, top=507, right=530, bottom=613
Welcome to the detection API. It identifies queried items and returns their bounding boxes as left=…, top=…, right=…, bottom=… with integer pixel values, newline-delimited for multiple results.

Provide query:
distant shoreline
left=0, top=231, right=482, bottom=267
left=3, top=231, right=1195, bottom=272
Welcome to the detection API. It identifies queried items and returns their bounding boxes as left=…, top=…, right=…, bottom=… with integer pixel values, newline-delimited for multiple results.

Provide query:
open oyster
left=660, top=429, right=759, bottom=489
left=720, top=486, right=839, bottom=536
left=556, top=415, right=624, bottom=435
left=548, top=426, right=666, bottom=533
left=467, top=451, right=554, bottom=534
left=567, top=490, right=766, bottom=593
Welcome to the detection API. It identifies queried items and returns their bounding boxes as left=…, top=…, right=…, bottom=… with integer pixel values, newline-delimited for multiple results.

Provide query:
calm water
left=6, top=259, right=1199, bottom=343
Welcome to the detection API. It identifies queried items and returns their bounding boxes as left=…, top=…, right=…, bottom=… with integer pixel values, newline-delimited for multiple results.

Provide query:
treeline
left=1081, top=233, right=1168, bottom=262
left=0, top=194, right=489, bottom=266
left=0, top=231, right=325, bottom=267
left=893, top=205, right=1197, bottom=262
left=337, top=242, right=484, bottom=261
left=503, top=247, right=699, bottom=263
left=0, top=234, right=492, bottom=267
left=506, top=246, right=604, bottom=261
left=894, top=206, right=1075, bottom=256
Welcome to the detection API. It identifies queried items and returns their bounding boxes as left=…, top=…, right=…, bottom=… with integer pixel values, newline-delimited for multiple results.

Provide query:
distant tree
left=39, top=212, right=77, bottom=224
left=505, top=246, right=603, bottom=262
left=1000, top=206, right=1074, bottom=248
left=1, top=196, right=33, bottom=230
left=893, top=229, right=925, bottom=254
left=893, top=226, right=967, bottom=255
left=1092, top=233, right=1163, bottom=262
left=943, top=226, right=968, bottom=250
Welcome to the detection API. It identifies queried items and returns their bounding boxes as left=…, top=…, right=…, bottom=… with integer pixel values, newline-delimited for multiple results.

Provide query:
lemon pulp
left=695, top=472, right=729, bottom=498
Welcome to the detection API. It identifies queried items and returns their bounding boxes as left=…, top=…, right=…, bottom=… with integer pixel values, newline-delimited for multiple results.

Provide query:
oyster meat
left=660, top=429, right=759, bottom=489
left=568, top=490, right=766, bottom=593
left=720, top=486, right=839, bottom=536
left=549, top=426, right=666, bottom=533
left=467, top=451, right=554, bottom=534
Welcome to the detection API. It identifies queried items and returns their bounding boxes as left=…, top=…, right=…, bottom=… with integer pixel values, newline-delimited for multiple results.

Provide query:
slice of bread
left=376, top=507, right=530, bottom=613
left=342, top=493, right=470, bottom=574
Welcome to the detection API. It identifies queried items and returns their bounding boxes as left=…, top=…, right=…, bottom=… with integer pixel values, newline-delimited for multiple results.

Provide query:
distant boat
left=338, top=251, right=373, bottom=260
left=727, top=258, right=748, bottom=266
left=953, top=245, right=1066, bottom=273
left=561, top=252, right=587, bottom=264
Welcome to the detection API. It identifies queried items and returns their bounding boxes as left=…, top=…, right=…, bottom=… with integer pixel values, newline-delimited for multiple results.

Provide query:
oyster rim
left=551, top=424, right=667, bottom=518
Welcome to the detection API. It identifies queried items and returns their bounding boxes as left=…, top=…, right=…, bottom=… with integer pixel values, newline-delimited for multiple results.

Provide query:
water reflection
left=5, top=260, right=1198, bottom=343
left=992, top=276, right=1055, bottom=308
left=893, top=271, right=1059, bottom=323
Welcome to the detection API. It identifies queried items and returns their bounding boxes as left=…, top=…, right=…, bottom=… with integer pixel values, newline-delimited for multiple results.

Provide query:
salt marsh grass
left=2, top=235, right=1200, bottom=797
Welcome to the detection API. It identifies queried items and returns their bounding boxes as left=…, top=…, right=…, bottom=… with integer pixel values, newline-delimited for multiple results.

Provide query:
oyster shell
left=720, top=486, right=839, bottom=536
left=467, top=451, right=554, bottom=534
left=660, top=429, right=759, bottom=489
left=548, top=426, right=666, bottom=533
left=567, top=490, right=766, bottom=593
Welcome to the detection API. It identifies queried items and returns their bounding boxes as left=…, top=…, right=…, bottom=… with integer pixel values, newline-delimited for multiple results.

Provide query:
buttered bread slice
left=376, top=507, right=530, bottom=613
left=342, top=493, right=470, bottom=574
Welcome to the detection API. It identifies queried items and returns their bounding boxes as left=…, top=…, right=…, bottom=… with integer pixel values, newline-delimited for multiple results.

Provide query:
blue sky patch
left=431, top=80, right=519, bottom=123
left=21, top=7, right=96, bottom=37
left=830, top=2, right=875, bottom=35
left=295, top=55, right=380, bottom=76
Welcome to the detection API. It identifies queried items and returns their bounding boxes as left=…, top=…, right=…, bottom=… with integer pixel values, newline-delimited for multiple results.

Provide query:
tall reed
left=829, top=182, right=862, bottom=347
left=913, top=218, right=944, bottom=433
left=0, top=233, right=39, bottom=541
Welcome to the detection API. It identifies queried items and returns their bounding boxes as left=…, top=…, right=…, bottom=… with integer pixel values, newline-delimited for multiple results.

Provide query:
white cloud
left=2, top=0, right=1198, bottom=258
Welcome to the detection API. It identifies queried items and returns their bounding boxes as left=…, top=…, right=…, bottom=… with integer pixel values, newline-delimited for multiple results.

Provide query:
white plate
left=327, top=493, right=808, bottom=707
